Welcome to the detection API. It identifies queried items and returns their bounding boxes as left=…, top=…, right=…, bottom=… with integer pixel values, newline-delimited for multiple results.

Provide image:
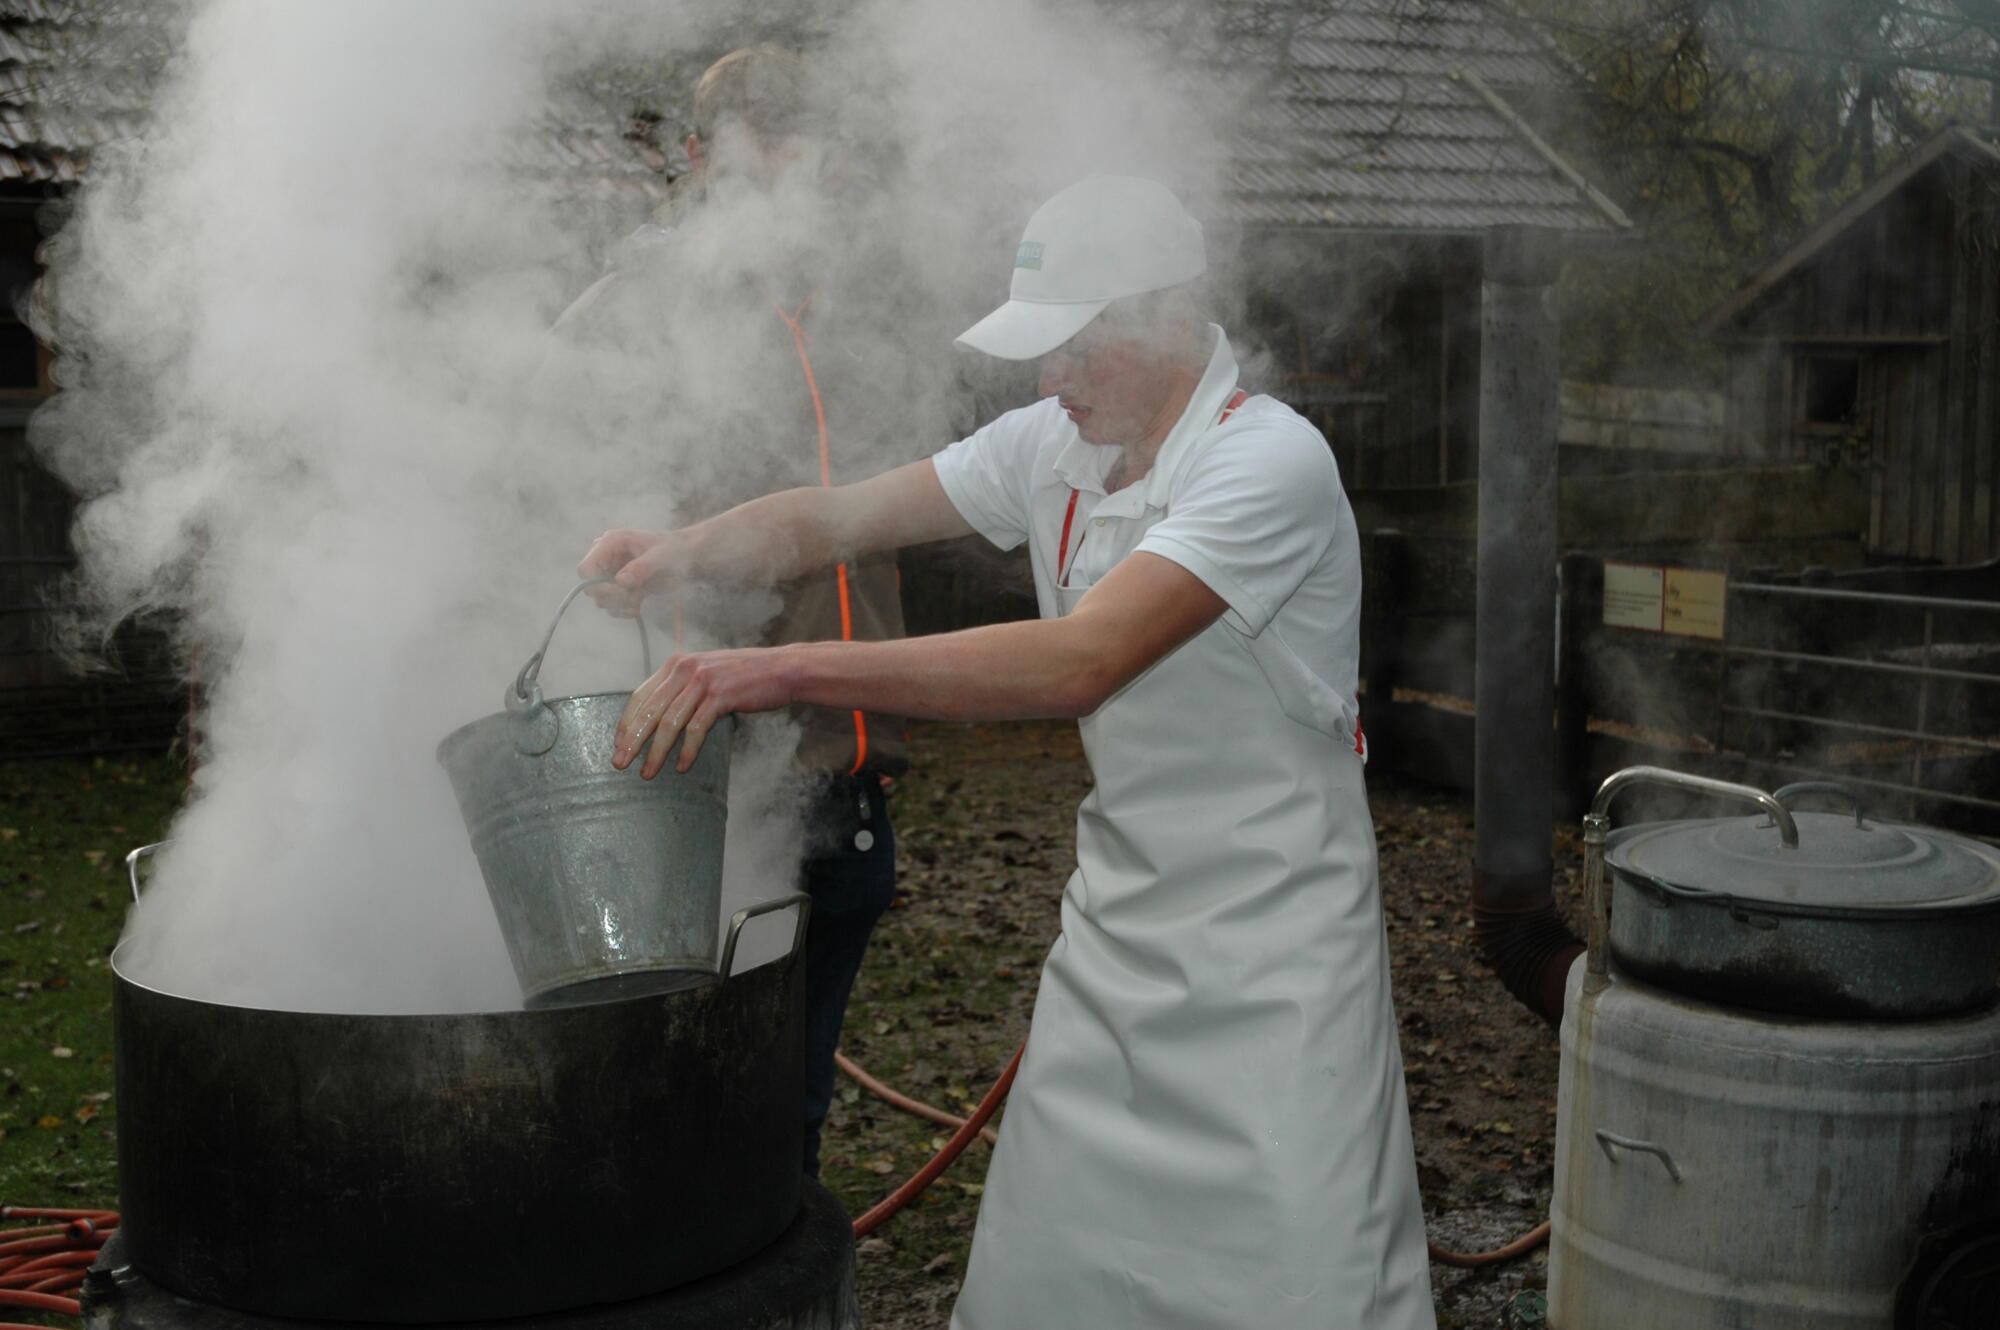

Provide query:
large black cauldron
left=109, top=930, right=806, bottom=1324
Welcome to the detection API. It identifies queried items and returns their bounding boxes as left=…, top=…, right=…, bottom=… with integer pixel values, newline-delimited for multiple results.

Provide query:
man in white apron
left=580, top=175, right=1436, bottom=1329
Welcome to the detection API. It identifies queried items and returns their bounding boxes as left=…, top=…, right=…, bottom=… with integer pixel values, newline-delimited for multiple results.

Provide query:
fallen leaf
left=51, top=1046, right=74, bottom=1059
left=863, top=1158, right=896, bottom=1175
left=0, top=828, right=17, bottom=840
left=37, top=1115, right=61, bottom=1129
left=73, top=1104, right=100, bottom=1123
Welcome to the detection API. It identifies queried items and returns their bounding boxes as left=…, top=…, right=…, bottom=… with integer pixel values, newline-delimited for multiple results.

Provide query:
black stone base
left=81, top=1177, right=858, bottom=1330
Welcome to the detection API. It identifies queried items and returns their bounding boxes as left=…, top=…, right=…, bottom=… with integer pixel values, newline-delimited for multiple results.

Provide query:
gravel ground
left=821, top=719, right=1577, bottom=1330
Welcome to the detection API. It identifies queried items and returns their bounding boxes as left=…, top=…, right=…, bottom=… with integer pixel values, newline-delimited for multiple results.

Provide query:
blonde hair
left=691, top=45, right=810, bottom=142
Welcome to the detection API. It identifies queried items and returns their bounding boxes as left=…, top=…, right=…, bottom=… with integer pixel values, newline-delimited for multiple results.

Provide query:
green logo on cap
left=1015, top=241, right=1044, bottom=270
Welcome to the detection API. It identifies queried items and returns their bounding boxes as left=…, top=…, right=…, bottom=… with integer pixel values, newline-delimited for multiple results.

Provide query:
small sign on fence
left=1602, top=561, right=1726, bottom=640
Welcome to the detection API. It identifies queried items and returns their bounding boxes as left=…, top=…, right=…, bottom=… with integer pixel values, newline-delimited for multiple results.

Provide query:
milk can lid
left=1606, top=811, right=2000, bottom=918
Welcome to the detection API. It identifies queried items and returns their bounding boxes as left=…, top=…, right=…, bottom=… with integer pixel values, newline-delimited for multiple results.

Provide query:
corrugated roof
left=1214, top=0, right=1628, bottom=233
left=0, top=5, right=173, bottom=187
left=0, top=0, right=1622, bottom=234
left=0, top=3, right=675, bottom=201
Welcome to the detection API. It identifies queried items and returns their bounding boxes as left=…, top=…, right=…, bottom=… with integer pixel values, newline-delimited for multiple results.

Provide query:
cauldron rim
left=105, top=940, right=782, bottom=1017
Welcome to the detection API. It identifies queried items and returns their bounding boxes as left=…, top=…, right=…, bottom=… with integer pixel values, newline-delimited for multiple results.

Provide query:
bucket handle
left=124, top=841, right=169, bottom=902
left=717, top=892, right=812, bottom=979
left=509, top=577, right=654, bottom=714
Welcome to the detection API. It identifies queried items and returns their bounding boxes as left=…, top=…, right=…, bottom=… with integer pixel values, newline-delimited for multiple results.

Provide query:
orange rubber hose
left=837, top=1048, right=1552, bottom=1266
left=1428, top=1220, right=1550, bottom=1267
left=0, top=1288, right=79, bottom=1313
left=851, top=1042, right=1022, bottom=1238
left=834, top=1051, right=998, bottom=1147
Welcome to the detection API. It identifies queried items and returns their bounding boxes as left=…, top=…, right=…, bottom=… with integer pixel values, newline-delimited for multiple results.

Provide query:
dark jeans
left=800, top=771, right=896, bottom=1176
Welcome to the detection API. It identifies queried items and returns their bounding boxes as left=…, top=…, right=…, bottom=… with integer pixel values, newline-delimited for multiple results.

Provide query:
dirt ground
left=821, top=719, right=1578, bottom=1330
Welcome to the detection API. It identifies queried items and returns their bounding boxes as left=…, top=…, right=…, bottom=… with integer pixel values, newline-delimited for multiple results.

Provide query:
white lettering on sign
left=1603, top=562, right=1664, bottom=631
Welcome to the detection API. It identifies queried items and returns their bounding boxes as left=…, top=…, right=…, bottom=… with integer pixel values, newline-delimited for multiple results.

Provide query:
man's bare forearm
left=603, top=460, right=973, bottom=595
left=777, top=619, right=1123, bottom=722
left=679, top=487, right=853, bottom=585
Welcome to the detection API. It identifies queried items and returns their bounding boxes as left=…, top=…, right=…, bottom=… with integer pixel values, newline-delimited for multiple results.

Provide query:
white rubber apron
left=951, top=437, right=1434, bottom=1330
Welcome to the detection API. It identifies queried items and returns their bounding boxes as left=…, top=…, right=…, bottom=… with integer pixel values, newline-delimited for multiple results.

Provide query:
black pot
left=110, top=923, right=808, bottom=1324
left=1604, top=785, right=2000, bottom=1019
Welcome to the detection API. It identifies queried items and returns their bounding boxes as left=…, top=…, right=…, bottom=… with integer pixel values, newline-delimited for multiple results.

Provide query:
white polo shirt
left=931, top=326, right=1362, bottom=728
left=929, top=330, right=1429, bottom=1328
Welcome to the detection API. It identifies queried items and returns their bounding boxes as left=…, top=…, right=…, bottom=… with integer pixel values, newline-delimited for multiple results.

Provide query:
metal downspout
left=1470, top=225, right=1583, bottom=1026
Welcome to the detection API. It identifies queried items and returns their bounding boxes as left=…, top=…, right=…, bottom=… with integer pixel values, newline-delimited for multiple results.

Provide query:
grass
left=0, top=737, right=1044, bottom=1326
left=0, top=728, right=1549, bottom=1328
left=0, top=754, right=182, bottom=1212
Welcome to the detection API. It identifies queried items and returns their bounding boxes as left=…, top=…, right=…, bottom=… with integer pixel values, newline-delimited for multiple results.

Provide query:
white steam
left=33, top=0, right=1232, bottom=1012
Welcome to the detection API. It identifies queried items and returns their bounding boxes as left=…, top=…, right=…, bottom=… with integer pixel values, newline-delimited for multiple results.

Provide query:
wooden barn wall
left=1722, top=160, right=2000, bottom=565
left=0, top=412, right=73, bottom=688
left=1237, top=231, right=1479, bottom=492
left=1742, top=171, right=1955, bottom=342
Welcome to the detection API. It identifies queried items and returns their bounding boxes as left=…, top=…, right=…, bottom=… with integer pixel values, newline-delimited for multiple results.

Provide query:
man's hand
left=613, top=646, right=797, bottom=778
left=577, top=528, right=677, bottom=615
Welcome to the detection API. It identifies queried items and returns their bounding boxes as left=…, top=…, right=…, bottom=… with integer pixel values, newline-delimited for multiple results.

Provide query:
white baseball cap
left=955, top=175, right=1206, bottom=361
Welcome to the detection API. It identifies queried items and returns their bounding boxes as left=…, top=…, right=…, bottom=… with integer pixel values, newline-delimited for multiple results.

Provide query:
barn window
left=1800, top=354, right=1860, bottom=425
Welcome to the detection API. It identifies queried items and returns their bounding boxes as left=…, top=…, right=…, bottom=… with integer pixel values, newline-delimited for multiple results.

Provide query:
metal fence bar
left=1717, top=704, right=2000, bottom=755
left=1727, top=752, right=2000, bottom=816
left=1721, top=643, right=2000, bottom=687
left=1732, top=583, right=2000, bottom=614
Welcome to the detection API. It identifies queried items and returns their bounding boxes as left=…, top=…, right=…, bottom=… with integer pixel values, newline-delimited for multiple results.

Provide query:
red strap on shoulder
left=1056, top=489, right=1082, bottom=580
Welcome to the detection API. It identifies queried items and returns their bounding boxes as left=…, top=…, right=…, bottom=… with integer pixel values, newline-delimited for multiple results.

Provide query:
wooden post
left=1556, top=551, right=1596, bottom=820
left=1361, top=528, right=1410, bottom=770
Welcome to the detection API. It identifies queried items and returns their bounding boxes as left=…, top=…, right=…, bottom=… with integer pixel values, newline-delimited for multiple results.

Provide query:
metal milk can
left=1549, top=767, right=2000, bottom=1329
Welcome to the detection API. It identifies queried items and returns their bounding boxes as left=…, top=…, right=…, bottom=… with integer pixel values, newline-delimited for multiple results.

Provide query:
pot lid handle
left=1589, top=766, right=1798, bottom=849
left=1770, top=780, right=1866, bottom=829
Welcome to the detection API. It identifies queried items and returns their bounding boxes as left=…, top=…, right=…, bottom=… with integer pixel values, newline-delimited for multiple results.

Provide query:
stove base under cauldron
left=80, top=1178, right=858, bottom=1330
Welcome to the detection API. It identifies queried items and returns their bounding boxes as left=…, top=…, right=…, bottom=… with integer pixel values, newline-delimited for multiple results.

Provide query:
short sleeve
left=1135, top=415, right=1342, bottom=637
left=930, top=399, right=1061, bottom=552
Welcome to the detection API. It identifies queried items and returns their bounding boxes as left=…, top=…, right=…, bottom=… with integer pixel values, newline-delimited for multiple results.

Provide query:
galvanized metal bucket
left=438, top=579, right=746, bottom=1008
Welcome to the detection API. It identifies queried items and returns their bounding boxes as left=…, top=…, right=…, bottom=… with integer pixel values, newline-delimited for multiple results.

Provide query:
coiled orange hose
left=834, top=1050, right=1551, bottom=1266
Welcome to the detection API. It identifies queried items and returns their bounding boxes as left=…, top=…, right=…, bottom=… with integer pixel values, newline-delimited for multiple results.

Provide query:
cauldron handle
left=717, top=892, right=813, bottom=980
left=508, top=577, right=654, bottom=713
left=1581, top=767, right=1795, bottom=978
left=125, top=841, right=170, bottom=903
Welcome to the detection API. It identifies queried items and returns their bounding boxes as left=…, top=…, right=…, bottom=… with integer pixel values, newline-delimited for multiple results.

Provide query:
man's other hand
left=613, top=647, right=796, bottom=778
left=577, top=528, right=674, bottom=615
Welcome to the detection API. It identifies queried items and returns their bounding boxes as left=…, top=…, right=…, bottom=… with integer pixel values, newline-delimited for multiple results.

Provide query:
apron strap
left=1057, top=389, right=1249, bottom=587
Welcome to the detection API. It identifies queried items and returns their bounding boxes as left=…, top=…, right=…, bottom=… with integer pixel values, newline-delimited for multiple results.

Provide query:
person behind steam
left=552, top=45, right=920, bottom=1178
left=578, top=175, right=1436, bottom=1328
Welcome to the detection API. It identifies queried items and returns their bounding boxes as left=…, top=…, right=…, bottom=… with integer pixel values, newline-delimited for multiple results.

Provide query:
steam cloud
left=32, top=0, right=1233, bottom=1012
